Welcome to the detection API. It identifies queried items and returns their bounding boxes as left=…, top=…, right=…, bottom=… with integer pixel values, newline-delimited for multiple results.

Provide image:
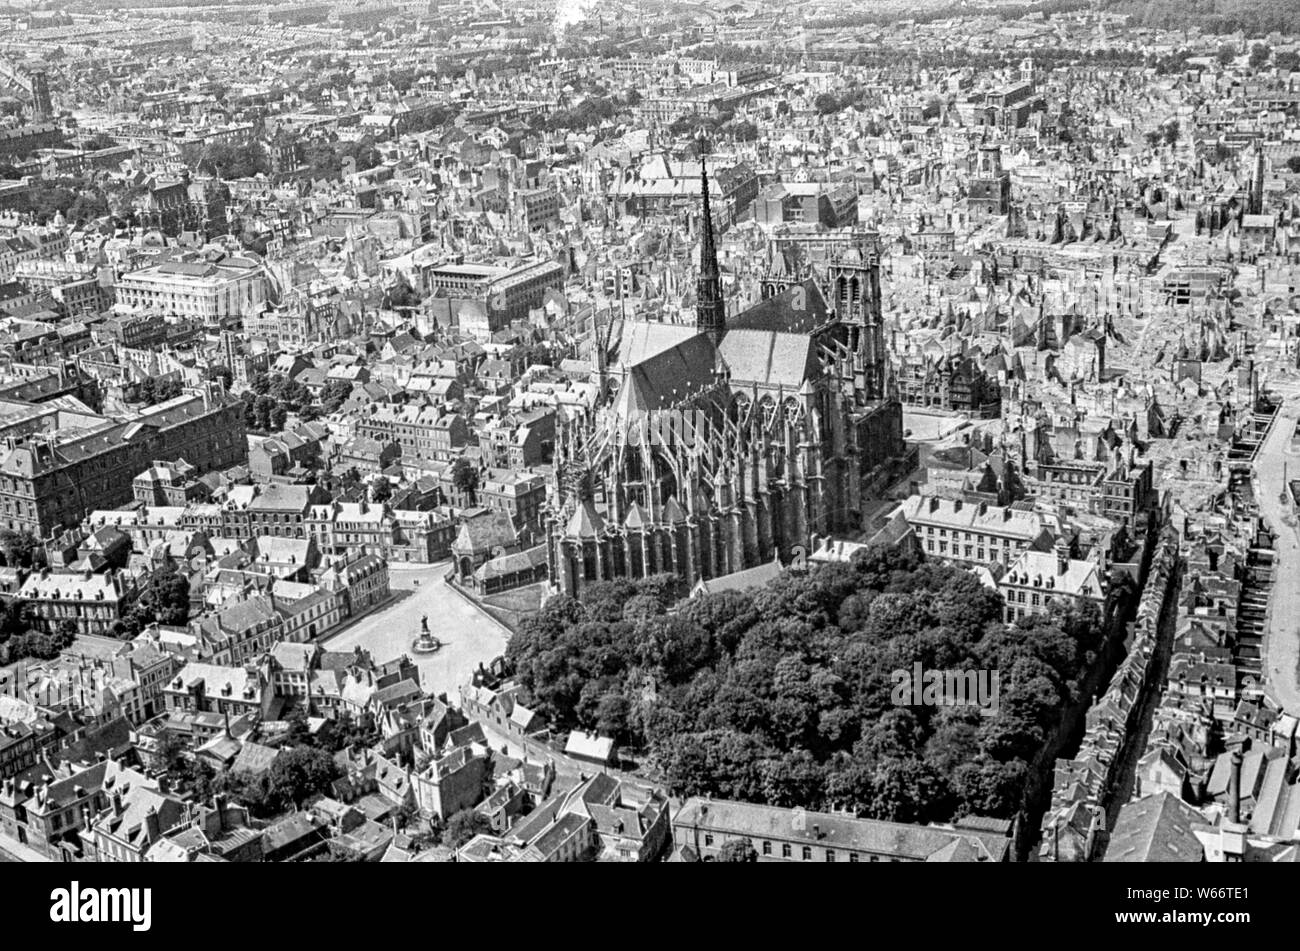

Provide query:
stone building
left=546, top=162, right=906, bottom=594
left=0, top=385, right=246, bottom=537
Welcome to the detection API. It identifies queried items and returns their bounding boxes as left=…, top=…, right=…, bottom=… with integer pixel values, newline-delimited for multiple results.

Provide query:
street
left=1254, top=396, right=1300, bottom=715
left=321, top=561, right=513, bottom=701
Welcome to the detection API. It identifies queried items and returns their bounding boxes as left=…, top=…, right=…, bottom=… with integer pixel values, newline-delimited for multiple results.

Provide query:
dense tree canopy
left=0, top=529, right=42, bottom=568
left=113, top=564, right=191, bottom=638
left=302, top=136, right=381, bottom=180
left=244, top=372, right=317, bottom=430
left=444, top=808, right=493, bottom=849
left=319, top=378, right=354, bottom=415
left=217, top=744, right=339, bottom=817
left=138, top=377, right=184, bottom=406
left=507, top=548, right=1107, bottom=824
left=192, top=142, right=271, bottom=179
left=0, top=599, right=68, bottom=665
left=369, top=475, right=393, bottom=504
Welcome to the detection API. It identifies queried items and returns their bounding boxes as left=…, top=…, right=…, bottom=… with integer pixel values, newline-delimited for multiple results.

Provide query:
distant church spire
left=696, top=152, right=726, bottom=341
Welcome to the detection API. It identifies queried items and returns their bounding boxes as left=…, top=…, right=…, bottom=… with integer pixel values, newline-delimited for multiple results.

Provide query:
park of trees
left=243, top=371, right=319, bottom=432
left=507, top=546, right=1109, bottom=825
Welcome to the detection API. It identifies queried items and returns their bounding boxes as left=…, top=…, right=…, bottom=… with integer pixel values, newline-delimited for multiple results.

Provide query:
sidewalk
left=0, top=830, right=50, bottom=863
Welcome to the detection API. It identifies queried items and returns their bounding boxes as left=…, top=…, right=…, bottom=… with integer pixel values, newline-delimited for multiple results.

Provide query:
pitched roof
left=1105, top=793, right=1206, bottom=862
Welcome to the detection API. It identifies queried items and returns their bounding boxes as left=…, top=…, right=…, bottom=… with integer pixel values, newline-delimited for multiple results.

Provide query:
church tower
left=696, top=158, right=726, bottom=342
left=969, top=144, right=1011, bottom=217
left=828, top=249, right=885, bottom=401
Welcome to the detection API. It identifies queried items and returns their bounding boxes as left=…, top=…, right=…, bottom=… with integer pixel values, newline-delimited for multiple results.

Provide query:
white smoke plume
left=553, top=0, right=597, bottom=42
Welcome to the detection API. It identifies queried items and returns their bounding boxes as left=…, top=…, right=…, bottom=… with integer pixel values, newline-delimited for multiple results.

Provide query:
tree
left=194, top=141, right=270, bottom=180
left=594, top=693, right=631, bottom=745
left=716, top=837, right=758, bottom=862
left=320, top=379, right=354, bottom=415
left=450, top=457, right=479, bottom=505
left=504, top=545, right=1096, bottom=823
left=0, top=529, right=42, bottom=569
left=117, top=565, right=191, bottom=637
left=0, top=598, right=31, bottom=640
left=139, top=377, right=182, bottom=406
left=444, top=808, right=492, bottom=849
left=1276, top=50, right=1300, bottom=73
left=369, top=475, right=393, bottom=504
left=83, top=132, right=117, bottom=151
left=1249, top=43, right=1271, bottom=70
left=265, top=745, right=339, bottom=810
left=813, top=92, right=841, bottom=115
left=1217, top=43, right=1237, bottom=67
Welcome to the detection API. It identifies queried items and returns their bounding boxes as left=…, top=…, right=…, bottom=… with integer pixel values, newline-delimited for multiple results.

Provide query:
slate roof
left=1105, top=792, right=1207, bottom=862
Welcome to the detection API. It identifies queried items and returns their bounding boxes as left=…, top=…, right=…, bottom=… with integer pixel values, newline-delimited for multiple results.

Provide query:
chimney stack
left=1229, top=749, right=1243, bottom=824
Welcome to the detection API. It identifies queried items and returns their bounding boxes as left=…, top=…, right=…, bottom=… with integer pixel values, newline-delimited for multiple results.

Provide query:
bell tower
left=828, top=249, right=885, bottom=401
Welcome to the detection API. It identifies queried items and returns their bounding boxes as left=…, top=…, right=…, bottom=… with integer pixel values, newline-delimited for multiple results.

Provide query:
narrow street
left=1102, top=562, right=1182, bottom=839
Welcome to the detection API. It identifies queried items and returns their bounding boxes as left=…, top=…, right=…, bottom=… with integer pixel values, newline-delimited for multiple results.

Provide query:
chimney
left=144, top=805, right=160, bottom=842
left=111, top=789, right=124, bottom=816
left=1055, top=538, right=1070, bottom=575
left=1229, top=749, right=1243, bottom=824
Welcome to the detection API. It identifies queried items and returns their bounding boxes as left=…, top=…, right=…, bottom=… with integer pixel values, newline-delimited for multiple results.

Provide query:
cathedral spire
left=696, top=151, right=725, bottom=342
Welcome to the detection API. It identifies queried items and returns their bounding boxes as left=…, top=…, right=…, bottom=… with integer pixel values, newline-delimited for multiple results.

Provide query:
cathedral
left=545, top=162, right=907, bottom=595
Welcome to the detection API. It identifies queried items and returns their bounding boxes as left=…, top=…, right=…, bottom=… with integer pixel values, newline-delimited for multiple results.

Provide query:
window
left=849, top=853, right=859, bottom=863
left=826, top=850, right=836, bottom=862
left=704, top=834, right=713, bottom=846
left=762, top=841, right=771, bottom=856
left=801, top=846, right=812, bottom=861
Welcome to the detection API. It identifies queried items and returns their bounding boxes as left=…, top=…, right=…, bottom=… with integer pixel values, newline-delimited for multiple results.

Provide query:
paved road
left=1254, top=400, right=1300, bottom=715
left=321, top=561, right=512, bottom=701
left=473, top=716, right=662, bottom=795
left=0, top=832, right=49, bottom=862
